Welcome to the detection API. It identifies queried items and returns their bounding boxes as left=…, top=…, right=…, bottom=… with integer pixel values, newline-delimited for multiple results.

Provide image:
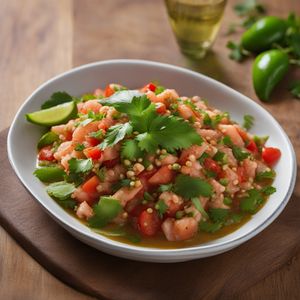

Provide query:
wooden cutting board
left=1, top=128, right=299, bottom=300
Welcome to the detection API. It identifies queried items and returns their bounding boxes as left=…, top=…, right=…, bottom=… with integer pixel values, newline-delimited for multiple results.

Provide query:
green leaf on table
left=289, top=80, right=300, bottom=99
left=234, top=0, right=266, bottom=16
left=227, top=41, right=250, bottom=62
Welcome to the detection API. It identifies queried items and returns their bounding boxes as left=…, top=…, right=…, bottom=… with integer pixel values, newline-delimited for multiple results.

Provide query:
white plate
left=7, top=59, right=297, bottom=262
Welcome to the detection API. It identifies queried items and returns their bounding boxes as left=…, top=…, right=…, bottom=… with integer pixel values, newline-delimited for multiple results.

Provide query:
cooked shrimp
left=76, top=201, right=94, bottom=220
left=162, top=217, right=198, bottom=241
left=78, top=99, right=102, bottom=114
left=54, top=141, right=75, bottom=160
left=181, top=160, right=204, bottom=178
left=72, top=121, right=101, bottom=143
left=160, top=154, right=178, bottom=166
left=218, top=124, right=244, bottom=147
left=178, top=104, right=195, bottom=120
left=112, top=186, right=143, bottom=207
left=179, top=144, right=208, bottom=163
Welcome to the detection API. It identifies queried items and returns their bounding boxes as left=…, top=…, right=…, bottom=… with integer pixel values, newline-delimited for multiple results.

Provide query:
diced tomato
left=148, top=165, right=175, bottom=185
left=237, top=166, right=247, bottom=183
left=104, top=85, right=115, bottom=97
left=155, top=103, right=167, bottom=115
left=138, top=210, right=161, bottom=236
left=85, top=147, right=103, bottom=160
left=86, top=136, right=100, bottom=147
left=129, top=204, right=149, bottom=217
left=203, top=158, right=222, bottom=178
left=64, top=131, right=73, bottom=141
left=38, top=146, right=55, bottom=161
left=246, top=140, right=258, bottom=153
left=102, top=158, right=119, bottom=168
left=146, top=82, right=156, bottom=92
left=262, top=147, right=281, bottom=166
left=82, top=175, right=100, bottom=195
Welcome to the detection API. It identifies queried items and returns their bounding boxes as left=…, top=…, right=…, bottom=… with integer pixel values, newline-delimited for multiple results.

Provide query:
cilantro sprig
left=99, top=91, right=202, bottom=153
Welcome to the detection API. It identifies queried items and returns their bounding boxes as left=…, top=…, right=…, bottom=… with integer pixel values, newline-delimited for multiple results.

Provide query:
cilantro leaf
left=240, top=189, right=264, bottom=213
left=34, top=167, right=66, bottom=182
left=158, top=183, right=173, bottom=193
left=136, top=115, right=203, bottom=153
left=121, top=139, right=144, bottom=160
left=191, top=197, right=209, bottom=220
left=255, top=170, right=276, bottom=181
left=89, top=129, right=104, bottom=140
left=88, top=197, right=122, bottom=228
left=199, top=221, right=223, bottom=233
left=227, top=41, right=250, bottom=62
left=213, top=151, right=225, bottom=162
left=75, top=144, right=85, bottom=151
left=41, top=92, right=73, bottom=109
left=69, top=158, right=93, bottom=174
left=289, top=80, right=300, bottom=99
left=232, top=145, right=250, bottom=161
left=99, top=90, right=143, bottom=107
left=112, top=179, right=131, bottom=192
left=261, top=185, right=276, bottom=195
left=46, top=181, right=76, bottom=208
left=100, top=123, right=132, bottom=149
left=209, top=208, right=230, bottom=222
left=155, top=200, right=168, bottom=218
left=174, top=175, right=213, bottom=198
left=67, top=158, right=93, bottom=185
left=95, top=167, right=106, bottom=182
left=243, top=114, right=254, bottom=130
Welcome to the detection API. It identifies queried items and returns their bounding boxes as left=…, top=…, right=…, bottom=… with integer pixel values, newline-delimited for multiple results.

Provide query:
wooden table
left=0, top=0, right=299, bottom=299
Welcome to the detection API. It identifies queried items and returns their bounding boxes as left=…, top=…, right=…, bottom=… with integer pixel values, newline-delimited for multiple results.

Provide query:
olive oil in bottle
left=165, top=0, right=227, bottom=59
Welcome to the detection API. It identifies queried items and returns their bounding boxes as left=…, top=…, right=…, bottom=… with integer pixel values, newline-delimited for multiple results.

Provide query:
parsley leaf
left=289, top=80, right=300, bottom=99
left=100, top=123, right=132, bottom=149
left=88, top=197, right=122, bottom=228
left=227, top=41, right=250, bottom=62
left=174, top=175, right=213, bottom=198
left=155, top=200, right=168, bottom=218
left=46, top=181, right=76, bottom=208
left=121, top=139, right=144, bottom=160
left=240, top=189, right=264, bottom=213
left=136, top=115, right=203, bottom=153
left=243, top=114, right=254, bottom=130
left=41, top=92, right=73, bottom=109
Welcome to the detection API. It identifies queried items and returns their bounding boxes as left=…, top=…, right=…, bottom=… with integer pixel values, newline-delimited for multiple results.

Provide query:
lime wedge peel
left=26, top=101, right=77, bottom=126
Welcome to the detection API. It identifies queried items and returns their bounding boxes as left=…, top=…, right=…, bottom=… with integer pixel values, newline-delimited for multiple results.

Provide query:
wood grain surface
left=0, top=0, right=299, bottom=299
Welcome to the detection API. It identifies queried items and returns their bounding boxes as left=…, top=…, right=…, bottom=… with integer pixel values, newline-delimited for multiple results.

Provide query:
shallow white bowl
left=7, top=59, right=297, bottom=262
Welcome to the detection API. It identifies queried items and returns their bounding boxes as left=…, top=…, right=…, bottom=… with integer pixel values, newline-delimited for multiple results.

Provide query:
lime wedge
left=26, top=101, right=77, bottom=126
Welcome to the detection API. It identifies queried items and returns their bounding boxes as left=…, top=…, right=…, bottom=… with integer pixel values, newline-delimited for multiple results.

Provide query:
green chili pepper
left=242, top=16, right=287, bottom=52
left=252, top=49, right=289, bottom=102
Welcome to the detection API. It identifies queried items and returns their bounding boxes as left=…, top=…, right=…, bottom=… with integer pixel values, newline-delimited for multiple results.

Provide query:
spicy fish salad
left=26, top=82, right=281, bottom=247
